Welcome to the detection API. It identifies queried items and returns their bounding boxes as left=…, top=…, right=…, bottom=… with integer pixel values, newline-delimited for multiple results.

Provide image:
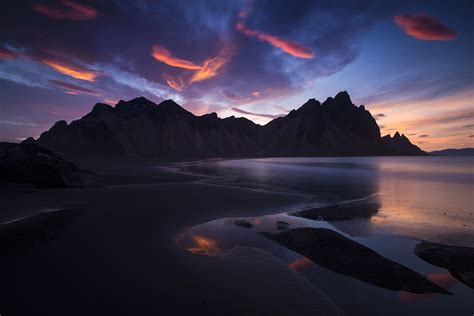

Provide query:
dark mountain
left=430, top=148, right=474, bottom=156
left=381, top=132, right=426, bottom=156
left=30, top=92, right=425, bottom=157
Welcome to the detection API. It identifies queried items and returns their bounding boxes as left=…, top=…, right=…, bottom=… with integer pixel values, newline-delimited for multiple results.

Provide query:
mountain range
left=26, top=91, right=426, bottom=157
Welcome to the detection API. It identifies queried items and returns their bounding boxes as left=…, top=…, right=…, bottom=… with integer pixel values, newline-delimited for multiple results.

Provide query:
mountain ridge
left=27, top=92, right=426, bottom=157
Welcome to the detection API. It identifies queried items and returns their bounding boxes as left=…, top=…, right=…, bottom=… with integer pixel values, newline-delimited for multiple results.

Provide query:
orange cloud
left=41, top=59, right=99, bottom=81
left=163, top=74, right=185, bottom=92
left=235, top=21, right=314, bottom=59
left=190, top=53, right=230, bottom=83
left=151, top=45, right=202, bottom=70
left=34, top=0, right=98, bottom=20
left=0, top=47, right=18, bottom=60
left=394, top=14, right=456, bottom=41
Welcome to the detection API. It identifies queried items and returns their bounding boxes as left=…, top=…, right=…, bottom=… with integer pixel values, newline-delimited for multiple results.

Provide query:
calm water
left=174, top=157, right=474, bottom=315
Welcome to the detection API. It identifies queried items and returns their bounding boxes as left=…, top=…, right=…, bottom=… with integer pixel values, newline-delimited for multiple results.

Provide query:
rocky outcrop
left=0, top=142, right=101, bottom=188
left=381, top=132, right=426, bottom=155
left=30, top=92, right=426, bottom=157
left=289, top=197, right=381, bottom=221
left=415, top=241, right=474, bottom=288
left=261, top=227, right=451, bottom=294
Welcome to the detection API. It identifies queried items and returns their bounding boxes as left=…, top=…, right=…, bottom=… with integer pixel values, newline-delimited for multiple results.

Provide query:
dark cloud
left=33, top=0, right=98, bottom=21
left=419, top=134, right=429, bottom=138
left=468, top=135, right=474, bottom=138
left=232, top=107, right=285, bottom=119
left=0, top=47, right=18, bottom=60
left=394, top=13, right=456, bottom=41
left=49, top=79, right=99, bottom=95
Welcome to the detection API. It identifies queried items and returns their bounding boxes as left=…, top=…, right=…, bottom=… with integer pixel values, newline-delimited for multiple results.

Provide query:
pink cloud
left=34, top=0, right=98, bottom=20
left=394, top=14, right=456, bottom=41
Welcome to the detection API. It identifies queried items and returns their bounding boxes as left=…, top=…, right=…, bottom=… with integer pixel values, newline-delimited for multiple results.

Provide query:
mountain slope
left=31, top=92, right=425, bottom=157
left=430, top=148, right=474, bottom=156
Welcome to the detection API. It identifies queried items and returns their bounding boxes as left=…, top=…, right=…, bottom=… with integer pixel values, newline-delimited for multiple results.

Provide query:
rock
left=0, top=142, right=101, bottom=188
left=289, top=197, right=381, bottom=221
left=276, top=221, right=290, bottom=230
left=414, top=241, right=474, bottom=288
left=381, top=132, right=426, bottom=155
left=233, top=219, right=253, bottom=228
left=261, top=227, right=451, bottom=294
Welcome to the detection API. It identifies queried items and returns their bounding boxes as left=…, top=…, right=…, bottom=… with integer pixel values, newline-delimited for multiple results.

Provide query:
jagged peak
left=52, top=120, right=68, bottom=128
left=92, top=103, right=113, bottom=112
left=335, top=90, right=350, bottom=101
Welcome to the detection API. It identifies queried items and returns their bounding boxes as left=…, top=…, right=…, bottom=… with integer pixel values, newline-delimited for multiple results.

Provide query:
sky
left=0, top=0, right=473, bottom=151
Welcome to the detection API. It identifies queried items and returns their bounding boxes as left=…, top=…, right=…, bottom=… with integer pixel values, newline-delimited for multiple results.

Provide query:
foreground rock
left=261, top=228, right=451, bottom=294
left=233, top=219, right=253, bottom=228
left=0, top=142, right=101, bottom=188
left=415, top=241, right=474, bottom=288
left=289, top=197, right=381, bottom=221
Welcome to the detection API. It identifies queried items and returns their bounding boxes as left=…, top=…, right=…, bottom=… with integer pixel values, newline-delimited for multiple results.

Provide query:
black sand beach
left=1, top=157, right=473, bottom=315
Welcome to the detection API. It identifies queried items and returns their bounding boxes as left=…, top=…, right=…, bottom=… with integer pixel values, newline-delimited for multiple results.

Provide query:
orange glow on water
left=399, top=272, right=457, bottom=302
left=186, top=235, right=222, bottom=255
left=288, top=257, right=313, bottom=272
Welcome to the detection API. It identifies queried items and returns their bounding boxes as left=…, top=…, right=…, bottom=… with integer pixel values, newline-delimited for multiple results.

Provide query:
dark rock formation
left=31, top=92, right=425, bottom=157
left=276, top=221, right=290, bottom=231
left=289, top=197, right=381, bottom=221
left=0, top=142, right=101, bottom=188
left=261, top=228, right=451, bottom=294
left=430, top=148, right=474, bottom=156
left=381, top=132, right=426, bottom=155
left=233, top=219, right=253, bottom=228
left=415, top=241, right=474, bottom=288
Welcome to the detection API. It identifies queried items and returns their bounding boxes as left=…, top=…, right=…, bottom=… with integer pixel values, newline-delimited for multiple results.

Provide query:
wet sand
left=0, top=157, right=472, bottom=315
left=0, top=158, right=341, bottom=315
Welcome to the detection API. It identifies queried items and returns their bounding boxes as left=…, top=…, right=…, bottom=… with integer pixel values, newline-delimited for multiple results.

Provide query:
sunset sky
left=0, top=0, right=473, bottom=151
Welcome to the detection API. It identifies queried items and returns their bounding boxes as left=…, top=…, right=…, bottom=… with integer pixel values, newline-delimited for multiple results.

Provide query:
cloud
left=151, top=45, right=202, bottom=70
left=49, top=79, right=99, bottom=95
left=33, top=0, right=98, bottom=21
left=0, top=47, right=18, bottom=60
left=468, top=135, right=474, bottom=138
left=464, top=124, right=474, bottom=128
left=419, top=134, right=429, bottom=138
left=41, top=58, right=100, bottom=81
left=394, top=13, right=456, bottom=41
left=190, top=53, right=230, bottom=83
left=232, top=107, right=284, bottom=119
left=163, top=74, right=185, bottom=92
left=235, top=21, right=314, bottom=59
left=375, top=113, right=386, bottom=118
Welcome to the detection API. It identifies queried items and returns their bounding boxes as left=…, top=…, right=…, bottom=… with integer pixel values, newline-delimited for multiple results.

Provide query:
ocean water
left=175, top=156, right=474, bottom=315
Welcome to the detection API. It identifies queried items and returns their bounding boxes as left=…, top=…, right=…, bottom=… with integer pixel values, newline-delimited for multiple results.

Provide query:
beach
left=0, top=157, right=472, bottom=315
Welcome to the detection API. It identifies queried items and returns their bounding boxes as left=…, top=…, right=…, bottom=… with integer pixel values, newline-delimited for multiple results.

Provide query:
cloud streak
left=41, top=58, right=100, bottom=81
left=235, top=21, right=314, bottom=59
left=394, top=14, right=456, bottom=41
left=0, top=47, right=18, bottom=60
left=49, top=79, right=99, bottom=95
left=151, top=45, right=202, bottom=70
left=33, top=0, right=98, bottom=21
left=232, top=107, right=284, bottom=119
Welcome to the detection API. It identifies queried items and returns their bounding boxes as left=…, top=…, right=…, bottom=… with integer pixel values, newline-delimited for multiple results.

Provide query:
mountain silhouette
left=29, top=92, right=426, bottom=157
